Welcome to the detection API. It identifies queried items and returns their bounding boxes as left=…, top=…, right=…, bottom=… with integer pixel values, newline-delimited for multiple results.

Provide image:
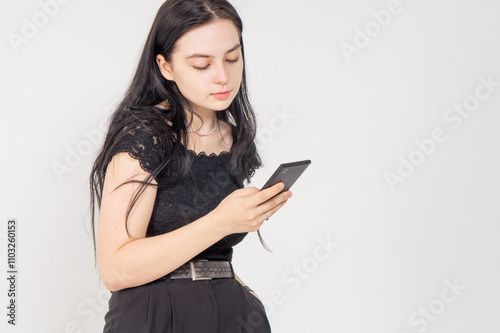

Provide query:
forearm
left=106, top=212, right=225, bottom=291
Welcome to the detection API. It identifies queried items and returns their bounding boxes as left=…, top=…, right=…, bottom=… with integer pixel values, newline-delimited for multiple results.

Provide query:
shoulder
left=109, top=117, right=172, bottom=176
left=106, top=151, right=158, bottom=185
left=119, top=115, right=173, bottom=148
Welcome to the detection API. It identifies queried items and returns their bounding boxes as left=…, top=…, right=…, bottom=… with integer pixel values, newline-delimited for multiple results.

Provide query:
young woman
left=88, top=0, right=292, bottom=332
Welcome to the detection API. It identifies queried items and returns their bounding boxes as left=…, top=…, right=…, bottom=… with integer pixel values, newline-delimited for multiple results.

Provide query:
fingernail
left=279, top=183, right=284, bottom=190
left=288, top=191, right=293, bottom=197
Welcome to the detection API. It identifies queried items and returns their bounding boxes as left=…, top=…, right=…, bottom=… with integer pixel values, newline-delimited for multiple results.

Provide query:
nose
left=213, top=62, right=229, bottom=85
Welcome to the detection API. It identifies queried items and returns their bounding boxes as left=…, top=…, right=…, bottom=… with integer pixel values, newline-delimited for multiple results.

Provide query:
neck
left=186, top=110, right=217, bottom=133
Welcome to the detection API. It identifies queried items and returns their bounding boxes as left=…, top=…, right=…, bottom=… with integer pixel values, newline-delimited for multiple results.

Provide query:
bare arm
left=97, top=153, right=226, bottom=291
left=97, top=152, right=290, bottom=292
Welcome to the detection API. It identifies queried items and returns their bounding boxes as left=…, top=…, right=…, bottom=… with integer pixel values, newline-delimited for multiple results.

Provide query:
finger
left=259, top=197, right=289, bottom=221
left=257, top=189, right=291, bottom=214
left=254, top=182, right=285, bottom=205
left=231, top=186, right=260, bottom=199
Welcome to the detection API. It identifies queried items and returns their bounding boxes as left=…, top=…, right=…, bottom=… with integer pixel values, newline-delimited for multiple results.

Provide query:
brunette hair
left=88, top=0, right=269, bottom=268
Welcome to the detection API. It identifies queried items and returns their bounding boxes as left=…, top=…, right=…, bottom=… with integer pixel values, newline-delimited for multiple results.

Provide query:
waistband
left=159, top=259, right=235, bottom=281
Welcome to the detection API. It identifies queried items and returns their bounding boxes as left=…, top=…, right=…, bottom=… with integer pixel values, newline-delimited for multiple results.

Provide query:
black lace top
left=105, top=120, right=248, bottom=262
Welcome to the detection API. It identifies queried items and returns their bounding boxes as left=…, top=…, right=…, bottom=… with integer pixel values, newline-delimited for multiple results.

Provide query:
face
left=156, top=19, right=244, bottom=115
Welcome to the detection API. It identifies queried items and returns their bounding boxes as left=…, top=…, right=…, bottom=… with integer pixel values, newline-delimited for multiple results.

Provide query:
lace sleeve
left=108, top=121, right=168, bottom=179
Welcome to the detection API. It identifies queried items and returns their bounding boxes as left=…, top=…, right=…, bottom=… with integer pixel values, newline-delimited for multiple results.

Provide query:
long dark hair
left=89, top=0, right=270, bottom=268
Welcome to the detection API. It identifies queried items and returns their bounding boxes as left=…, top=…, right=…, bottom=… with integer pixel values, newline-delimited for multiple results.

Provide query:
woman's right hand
left=210, top=182, right=292, bottom=236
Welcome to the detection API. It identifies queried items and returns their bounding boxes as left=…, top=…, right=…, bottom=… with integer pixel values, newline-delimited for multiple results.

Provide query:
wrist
left=205, top=210, right=229, bottom=239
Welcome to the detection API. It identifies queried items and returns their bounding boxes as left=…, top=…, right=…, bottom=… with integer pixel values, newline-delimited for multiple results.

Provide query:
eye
left=193, top=64, right=210, bottom=71
left=226, top=57, right=239, bottom=63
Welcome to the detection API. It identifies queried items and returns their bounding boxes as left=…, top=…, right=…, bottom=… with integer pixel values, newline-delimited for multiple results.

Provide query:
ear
left=156, top=54, right=175, bottom=81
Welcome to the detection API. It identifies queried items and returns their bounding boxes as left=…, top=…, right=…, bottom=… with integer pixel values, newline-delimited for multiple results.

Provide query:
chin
left=212, top=101, right=234, bottom=111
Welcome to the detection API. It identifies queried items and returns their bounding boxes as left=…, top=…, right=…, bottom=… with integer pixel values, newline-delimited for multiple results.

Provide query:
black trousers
left=103, top=274, right=271, bottom=332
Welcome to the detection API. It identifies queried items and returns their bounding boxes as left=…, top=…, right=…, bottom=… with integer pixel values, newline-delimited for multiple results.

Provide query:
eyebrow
left=186, top=44, right=241, bottom=59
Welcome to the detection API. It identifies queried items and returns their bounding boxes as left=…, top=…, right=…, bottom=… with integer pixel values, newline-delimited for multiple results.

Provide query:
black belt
left=160, top=260, right=235, bottom=281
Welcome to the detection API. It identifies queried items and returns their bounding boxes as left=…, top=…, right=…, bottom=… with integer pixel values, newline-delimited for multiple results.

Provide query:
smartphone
left=260, top=159, right=312, bottom=194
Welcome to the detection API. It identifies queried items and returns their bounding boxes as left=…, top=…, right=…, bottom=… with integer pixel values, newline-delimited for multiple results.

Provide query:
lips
left=211, top=90, right=231, bottom=100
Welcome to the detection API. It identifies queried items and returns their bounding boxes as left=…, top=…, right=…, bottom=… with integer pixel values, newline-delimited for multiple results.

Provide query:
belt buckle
left=190, top=260, right=212, bottom=281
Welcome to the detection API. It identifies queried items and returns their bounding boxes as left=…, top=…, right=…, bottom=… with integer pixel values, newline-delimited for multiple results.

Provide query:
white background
left=1, top=0, right=499, bottom=332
